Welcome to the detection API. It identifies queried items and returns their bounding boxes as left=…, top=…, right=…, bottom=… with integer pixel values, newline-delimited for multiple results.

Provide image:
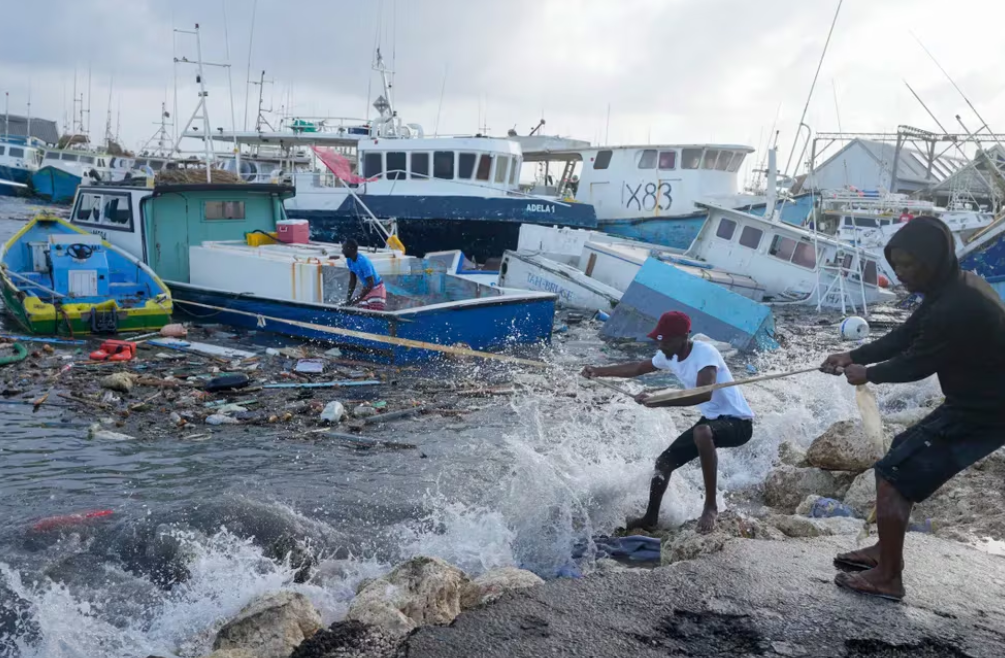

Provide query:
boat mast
left=173, top=23, right=217, bottom=182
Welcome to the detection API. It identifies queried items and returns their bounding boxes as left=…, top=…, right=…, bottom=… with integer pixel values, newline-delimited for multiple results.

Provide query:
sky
left=2, top=0, right=1005, bottom=175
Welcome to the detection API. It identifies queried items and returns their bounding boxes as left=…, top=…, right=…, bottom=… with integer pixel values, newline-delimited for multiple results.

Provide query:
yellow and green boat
left=0, top=214, right=172, bottom=335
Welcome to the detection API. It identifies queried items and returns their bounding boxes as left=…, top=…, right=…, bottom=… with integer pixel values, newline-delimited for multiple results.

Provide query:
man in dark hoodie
left=821, top=216, right=1005, bottom=601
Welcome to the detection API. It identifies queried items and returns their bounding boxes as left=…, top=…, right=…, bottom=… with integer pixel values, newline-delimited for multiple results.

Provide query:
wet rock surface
left=763, top=465, right=857, bottom=512
left=806, top=420, right=885, bottom=472
left=403, top=535, right=1005, bottom=658
left=212, top=591, right=322, bottom=658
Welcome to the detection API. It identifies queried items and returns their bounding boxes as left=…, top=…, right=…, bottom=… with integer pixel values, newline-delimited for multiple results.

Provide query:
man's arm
left=865, top=313, right=950, bottom=384
left=582, top=361, right=657, bottom=378
left=345, top=272, right=358, bottom=304
left=643, top=365, right=717, bottom=408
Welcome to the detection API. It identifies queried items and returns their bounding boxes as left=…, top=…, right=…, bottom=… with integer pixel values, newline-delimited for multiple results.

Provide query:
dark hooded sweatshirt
left=850, top=216, right=1005, bottom=425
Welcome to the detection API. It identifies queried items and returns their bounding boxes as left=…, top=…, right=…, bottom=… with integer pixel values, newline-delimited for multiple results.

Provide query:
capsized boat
left=0, top=214, right=172, bottom=335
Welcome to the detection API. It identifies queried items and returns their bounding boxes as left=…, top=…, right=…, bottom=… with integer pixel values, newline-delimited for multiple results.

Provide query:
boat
left=0, top=136, right=44, bottom=197
left=0, top=214, right=172, bottom=335
left=686, top=202, right=895, bottom=312
left=67, top=181, right=559, bottom=363
left=521, top=143, right=761, bottom=250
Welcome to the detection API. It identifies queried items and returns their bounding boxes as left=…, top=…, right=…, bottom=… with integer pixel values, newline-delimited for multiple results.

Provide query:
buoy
left=878, top=274, right=890, bottom=288
left=840, top=316, right=870, bottom=341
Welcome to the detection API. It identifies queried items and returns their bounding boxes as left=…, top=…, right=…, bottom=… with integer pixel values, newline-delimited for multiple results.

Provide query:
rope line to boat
left=171, top=299, right=550, bottom=367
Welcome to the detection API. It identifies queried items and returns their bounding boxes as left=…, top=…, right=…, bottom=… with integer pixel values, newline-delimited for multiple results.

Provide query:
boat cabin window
left=658, top=150, right=677, bottom=170
left=495, top=156, right=509, bottom=184
left=434, top=151, right=455, bottom=179
left=702, top=149, right=719, bottom=170
left=510, top=157, right=519, bottom=185
left=74, top=192, right=134, bottom=232
left=96, top=158, right=106, bottom=168
left=45, top=151, right=59, bottom=161
left=843, top=216, right=854, bottom=227
left=104, top=197, right=131, bottom=224
left=714, top=151, right=732, bottom=171
left=385, top=151, right=406, bottom=180
left=150, top=160, right=164, bottom=171
left=410, top=152, right=429, bottom=180
left=861, top=259, right=878, bottom=285
left=79, top=155, right=95, bottom=164
left=62, top=154, right=79, bottom=162
left=75, top=192, right=101, bottom=221
left=475, top=154, right=493, bottom=181
left=0, top=146, right=5, bottom=156
left=768, top=235, right=797, bottom=261
left=458, top=153, right=476, bottom=179
left=682, top=148, right=702, bottom=170
left=727, top=152, right=746, bottom=172
left=739, top=226, right=762, bottom=249
left=594, top=150, right=612, bottom=169
left=363, top=152, right=383, bottom=178
left=715, top=218, right=737, bottom=241
left=638, top=149, right=657, bottom=169
left=9, top=147, right=23, bottom=158
left=204, top=201, right=246, bottom=220
left=792, top=241, right=817, bottom=269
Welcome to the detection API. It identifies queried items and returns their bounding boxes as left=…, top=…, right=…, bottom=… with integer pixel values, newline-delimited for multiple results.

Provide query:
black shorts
left=655, top=416, right=754, bottom=472
left=875, top=406, right=1005, bottom=503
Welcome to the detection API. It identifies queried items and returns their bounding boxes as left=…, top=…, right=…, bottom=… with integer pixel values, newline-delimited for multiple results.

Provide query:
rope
left=172, top=298, right=548, bottom=367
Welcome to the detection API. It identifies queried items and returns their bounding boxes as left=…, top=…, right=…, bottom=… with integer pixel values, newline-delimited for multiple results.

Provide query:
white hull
left=498, top=251, right=621, bottom=312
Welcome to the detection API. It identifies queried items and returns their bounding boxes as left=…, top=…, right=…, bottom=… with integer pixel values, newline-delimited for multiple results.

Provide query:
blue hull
left=31, top=167, right=80, bottom=203
left=960, top=226, right=1005, bottom=300
left=601, top=258, right=778, bottom=352
left=169, top=283, right=556, bottom=364
left=289, top=194, right=597, bottom=261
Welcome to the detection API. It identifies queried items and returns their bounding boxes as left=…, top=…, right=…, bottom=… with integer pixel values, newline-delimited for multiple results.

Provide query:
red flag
left=312, top=147, right=379, bottom=184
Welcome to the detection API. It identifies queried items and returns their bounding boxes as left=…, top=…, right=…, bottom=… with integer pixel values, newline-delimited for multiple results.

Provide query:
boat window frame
left=715, top=217, right=737, bottom=241
left=638, top=149, right=658, bottom=170
left=433, top=151, right=455, bottom=180
left=714, top=150, right=732, bottom=171
left=457, top=152, right=476, bottom=179
left=62, top=153, right=79, bottom=162
left=204, top=200, right=246, bottom=221
left=594, top=150, right=613, bottom=170
left=739, top=225, right=762, bottom=249
left=410, top=152, right=429, bottom=180
left=8, top=147, right=24, bottom=159
left=0, top=146, right=6, bottom=156
left=702, top=149, right=720, bottom=170
left=385, top=151, right=407, bottom=180
left=45, top=151, right=60, bottom=161
left=768, top=234, right=797, bottom=262
left=682, top=148, right=702, bottom=170
left=861, top=259, right=878, bottom=285
left=494, top=155, right=509, bottom=184
left=658, top=150, right=677, bottom=170
left=727, top=151, right=746, bottom=172
left=509, top=156, right=520, bottom=185
left=363, top=151, right=384, bottom=179
left=475, top=153, right=493, bottom=181
left=72, top=191, right=136, bottom=233
left=791, top=240, right=817, bottom=269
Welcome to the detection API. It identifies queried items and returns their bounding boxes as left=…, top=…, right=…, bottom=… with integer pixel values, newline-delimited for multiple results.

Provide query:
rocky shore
left=153, top=409, right=1005, bottom=658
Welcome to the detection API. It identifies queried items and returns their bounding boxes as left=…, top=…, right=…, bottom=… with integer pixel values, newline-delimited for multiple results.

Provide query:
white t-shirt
left=652, top=340, right=754, bottom=420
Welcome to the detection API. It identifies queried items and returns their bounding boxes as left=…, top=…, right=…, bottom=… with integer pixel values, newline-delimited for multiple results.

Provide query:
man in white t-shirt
left=582, top=311, right=754, bottom=534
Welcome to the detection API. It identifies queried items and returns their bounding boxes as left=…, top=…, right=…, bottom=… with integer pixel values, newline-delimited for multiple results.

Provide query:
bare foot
left=625, top=516, right=657, bottom=532
left=696, top=506, right=718, bottom=534
left=834, top=569, right=905, bottom=601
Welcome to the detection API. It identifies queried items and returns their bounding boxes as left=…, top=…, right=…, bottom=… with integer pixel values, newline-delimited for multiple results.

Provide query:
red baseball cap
left=648, top=311, right=691, bottom=340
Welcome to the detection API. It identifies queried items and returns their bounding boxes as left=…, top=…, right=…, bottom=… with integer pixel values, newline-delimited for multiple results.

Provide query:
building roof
left=928, top=144, right=1005, bottom=198
left=813, top=138, right=969, bottom=187
left=1, top=114, right=60, bottom=146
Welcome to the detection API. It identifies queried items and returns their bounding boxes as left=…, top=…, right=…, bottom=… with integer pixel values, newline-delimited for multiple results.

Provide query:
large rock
left=660, top=511, right=785, bottom=566
left=289, top=620, right=401, bottom=658
left=762, top=465, right=856, bottom=512
left=805, top=420, right=885, bottom=472
left=346, top=557, right=470, bottom=637
left=212, top=591, right=322, bottom=658
left=769, top=514, right=864, bottom=538
left=842, top=468, right=876, bottom=518
left=460, top=567, right=544, bottom=608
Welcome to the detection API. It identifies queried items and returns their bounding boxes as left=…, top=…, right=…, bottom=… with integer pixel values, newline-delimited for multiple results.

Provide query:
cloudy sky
left=3, top=0, right=1005, bottom=171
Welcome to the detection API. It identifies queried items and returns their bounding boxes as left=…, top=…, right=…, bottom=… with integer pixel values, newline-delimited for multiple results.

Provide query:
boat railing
left=384, top=170, right=573, bottom=206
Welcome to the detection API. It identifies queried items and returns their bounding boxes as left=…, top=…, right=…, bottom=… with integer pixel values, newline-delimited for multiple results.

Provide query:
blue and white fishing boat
left=67, top=180, right=559, bottom=363
left=0, top=137, right=44, bottom=196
